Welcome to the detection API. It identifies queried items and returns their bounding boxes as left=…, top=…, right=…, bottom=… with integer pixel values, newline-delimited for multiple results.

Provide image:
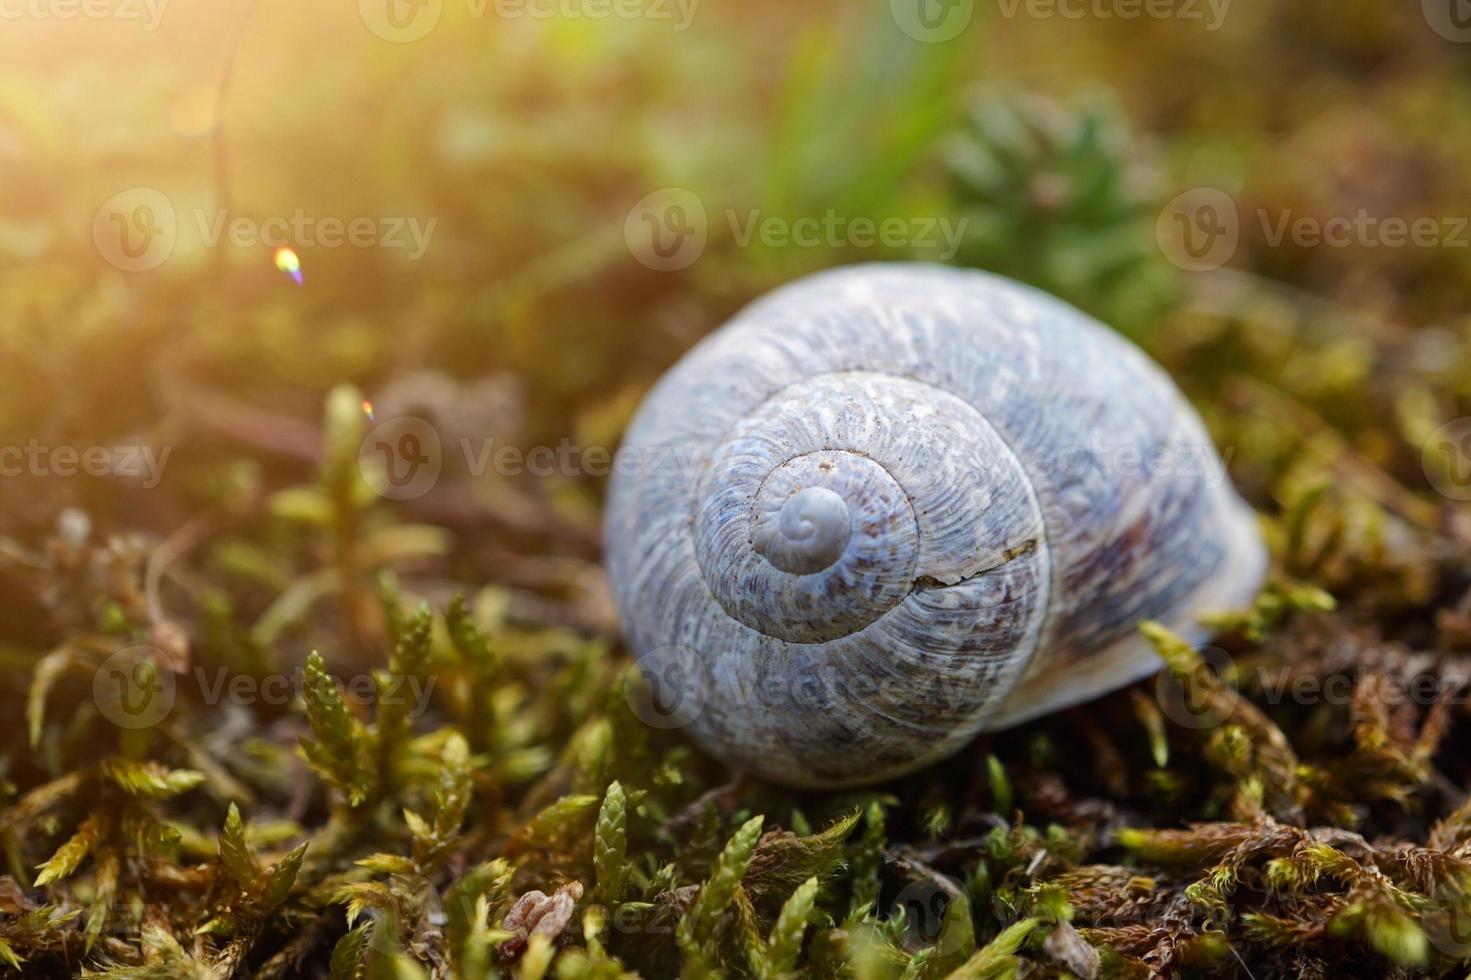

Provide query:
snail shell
left=605, top=263, right=1265, bottom=788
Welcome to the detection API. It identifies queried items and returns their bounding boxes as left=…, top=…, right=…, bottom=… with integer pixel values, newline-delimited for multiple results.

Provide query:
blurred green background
left=5, top=0, right=1471, bottom=549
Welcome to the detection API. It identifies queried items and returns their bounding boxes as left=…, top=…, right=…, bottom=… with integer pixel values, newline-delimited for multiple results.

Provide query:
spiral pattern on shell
left=606, top=264, right=1264, bottom=787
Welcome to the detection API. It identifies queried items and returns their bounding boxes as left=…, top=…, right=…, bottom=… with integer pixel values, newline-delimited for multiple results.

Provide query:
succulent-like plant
left=942, top=93, right=1182, bottom=335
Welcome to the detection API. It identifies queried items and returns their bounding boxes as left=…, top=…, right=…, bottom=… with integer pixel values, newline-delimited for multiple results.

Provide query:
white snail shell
left=605, top=264, right=1265, bottom=788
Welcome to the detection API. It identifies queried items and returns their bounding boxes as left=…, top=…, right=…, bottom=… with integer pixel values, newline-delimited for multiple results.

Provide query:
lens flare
left=273, top=246, right=303, bottom=285
left=362, top=399, right=375, bottom=422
